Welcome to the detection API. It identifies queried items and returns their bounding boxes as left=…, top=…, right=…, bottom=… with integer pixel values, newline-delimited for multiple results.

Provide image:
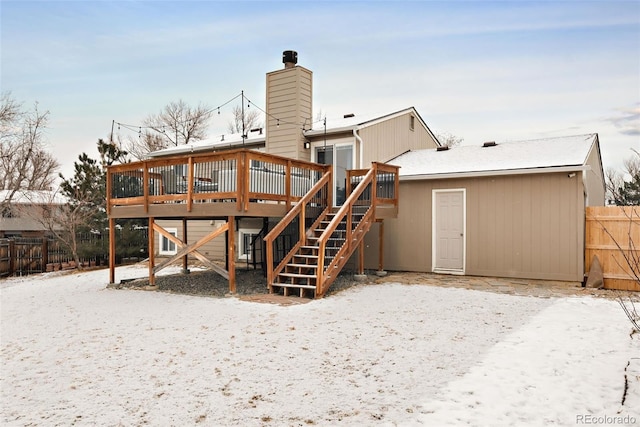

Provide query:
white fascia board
left=304, top=125, right=357, bottom=137
left=304, top=107, right=420, bottom=137
left=400, top=165, right=591, bottom=181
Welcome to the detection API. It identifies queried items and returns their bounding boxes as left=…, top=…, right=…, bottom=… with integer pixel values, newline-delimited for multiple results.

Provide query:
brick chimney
left=265, top=50, right=312, bottom=161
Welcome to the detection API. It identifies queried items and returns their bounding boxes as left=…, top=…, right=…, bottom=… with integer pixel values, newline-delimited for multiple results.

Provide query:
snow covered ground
left=1, top=266, right=638, bottom=426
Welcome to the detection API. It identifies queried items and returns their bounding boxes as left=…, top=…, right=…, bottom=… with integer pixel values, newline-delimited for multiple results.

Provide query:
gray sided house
left=0, top=190, right=66, bottom=238
left=126, top=51, right=605, bottom=291
left=361, top=134, right=605, bottom=282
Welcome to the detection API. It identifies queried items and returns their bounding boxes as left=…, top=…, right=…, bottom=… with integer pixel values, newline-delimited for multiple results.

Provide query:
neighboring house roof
left=0, top=190, right=67, bottom=205
left=390, top=133, right=600, bottom=180
left=303, top=107, right=440, bottom=144
left=147, top=133, right=266, bottom=158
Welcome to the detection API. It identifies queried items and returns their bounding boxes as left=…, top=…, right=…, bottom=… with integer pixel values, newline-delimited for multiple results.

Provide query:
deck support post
left=109, top=218, right=116, bottom=284
left=228, top=216, right=236, bottom=294
left=376, top=219, right=387, bottom=276
left=358, top=239, right=365, bottom=275
left=148, top=217, right=156, bottom=286
left=182, top=218, right=189, bottom=273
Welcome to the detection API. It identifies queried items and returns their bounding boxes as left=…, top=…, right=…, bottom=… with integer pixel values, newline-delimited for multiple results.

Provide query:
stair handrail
left=264, top=169, right=332, bottom=289
left=315, top=165, right=377, bottom=295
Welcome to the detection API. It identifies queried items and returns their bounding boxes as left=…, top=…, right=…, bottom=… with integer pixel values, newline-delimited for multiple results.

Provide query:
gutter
left=399, top=165, right=591, bottom=181
left=582, top=169, right=589, bottom=207
left=147, top=139, right=265, bottom=158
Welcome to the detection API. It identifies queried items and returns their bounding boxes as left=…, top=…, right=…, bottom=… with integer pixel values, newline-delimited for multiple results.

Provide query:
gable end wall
left=359, top=112, right=439, bottom=165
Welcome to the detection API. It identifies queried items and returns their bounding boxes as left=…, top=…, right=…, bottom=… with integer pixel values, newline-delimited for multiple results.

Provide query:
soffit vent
left=482, top=141, right=497, bottom=147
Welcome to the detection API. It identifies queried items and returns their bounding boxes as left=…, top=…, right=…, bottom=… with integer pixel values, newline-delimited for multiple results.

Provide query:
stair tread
left=272, top=283, right=316, bottom=289
left=307, top=236, right=345, bottom=241
left=294, top=254, right=318, bottom=259
left=287, top=263, right=318, bottom=269
left=278, top=272, right=317, bottom=278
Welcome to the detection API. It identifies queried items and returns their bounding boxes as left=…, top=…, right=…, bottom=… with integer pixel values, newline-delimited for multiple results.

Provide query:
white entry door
left=433, top=189, right=466, bottom=273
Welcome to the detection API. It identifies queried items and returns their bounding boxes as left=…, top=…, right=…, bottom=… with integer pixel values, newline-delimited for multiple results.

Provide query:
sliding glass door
left=315, top=144, right=353, bottom=206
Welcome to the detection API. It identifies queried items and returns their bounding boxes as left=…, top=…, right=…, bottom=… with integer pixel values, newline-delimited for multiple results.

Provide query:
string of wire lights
left=112, top=91, right=326, bottom=141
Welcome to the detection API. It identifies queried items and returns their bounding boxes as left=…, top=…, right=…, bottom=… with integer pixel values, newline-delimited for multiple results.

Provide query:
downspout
left=353, top=127, right=363, bottom=168
left=582, top=170, right=589, bottom=207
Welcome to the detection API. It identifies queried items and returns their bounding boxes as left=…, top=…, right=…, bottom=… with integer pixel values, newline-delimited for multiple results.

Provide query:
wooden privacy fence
left=585, top=206, right=639, bottom=291
left=0, top=229, right=148, bottom=278
left=0, top=238, right=75, bottom=277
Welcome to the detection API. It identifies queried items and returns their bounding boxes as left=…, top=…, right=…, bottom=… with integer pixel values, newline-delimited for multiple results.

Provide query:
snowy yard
left=1, top=266, right=638, bottom=426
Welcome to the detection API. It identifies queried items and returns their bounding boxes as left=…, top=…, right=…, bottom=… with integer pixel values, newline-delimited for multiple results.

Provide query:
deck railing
left=346, top=162, right=400, bottom=210
left=107, top=149, right=329, bottom=215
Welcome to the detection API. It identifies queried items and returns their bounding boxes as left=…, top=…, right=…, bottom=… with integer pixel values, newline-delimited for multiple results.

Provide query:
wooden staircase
left=271, top=206, right=371, bottom=297
left=264, top=162, right=399, bottom=298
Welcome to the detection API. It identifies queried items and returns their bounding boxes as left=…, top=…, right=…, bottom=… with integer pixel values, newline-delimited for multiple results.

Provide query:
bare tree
left=435, top=131, right=463, bottom=148
left=0, top=91, right=21, bottom=133
left=142, top=99, right=212, bottom=147
left=596, top=206, right=640, bottom=333
left=125, top=131, right=167, bottom=161
left=16, top=188, right=97, bottom=269
left=227, top=105, right=263, bottom=135
left=0, top=93, right=60, bottom=208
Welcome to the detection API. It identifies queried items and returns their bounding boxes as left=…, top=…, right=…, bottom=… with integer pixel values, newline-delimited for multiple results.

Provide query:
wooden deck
left=106, top=149, right=400, bottom=297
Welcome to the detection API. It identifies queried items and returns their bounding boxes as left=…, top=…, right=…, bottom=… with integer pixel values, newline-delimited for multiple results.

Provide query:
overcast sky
left=2, top=1, right=639, bottom=180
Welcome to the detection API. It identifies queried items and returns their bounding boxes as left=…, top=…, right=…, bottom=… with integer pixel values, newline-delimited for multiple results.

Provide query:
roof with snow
left=0, top=190, right=68, bottom=205
left=147, top=133, right=266, bottom=158
left=390, top=134, right=600, bottom=179
left=303, top=107, right=438, bottom=142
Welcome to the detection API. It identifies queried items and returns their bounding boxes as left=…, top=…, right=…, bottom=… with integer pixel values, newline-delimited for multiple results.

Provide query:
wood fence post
left=8, top=240, right=15, bottom=276
left=42, top=237, right=48, bottom=272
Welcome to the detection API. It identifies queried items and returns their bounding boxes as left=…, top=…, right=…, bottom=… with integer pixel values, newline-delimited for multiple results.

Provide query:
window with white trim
left=159, top=228, right=178, bottom=255
left=238, top=229, right=261, bottom=260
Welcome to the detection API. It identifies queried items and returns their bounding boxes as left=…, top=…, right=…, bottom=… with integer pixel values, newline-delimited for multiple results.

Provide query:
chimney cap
left=482, top=141, right=497, bottom=147
left=282, top=50, right=298, bottom=68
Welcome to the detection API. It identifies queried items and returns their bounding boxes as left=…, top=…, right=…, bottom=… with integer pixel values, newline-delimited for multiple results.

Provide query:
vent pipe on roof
left=437, top=146, right=449, bottom=151
left=482, top=141, right=497, bottom=147
left=283, top=50, right=297, bottom=69
left=344, top=113, right=355, bottom=118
